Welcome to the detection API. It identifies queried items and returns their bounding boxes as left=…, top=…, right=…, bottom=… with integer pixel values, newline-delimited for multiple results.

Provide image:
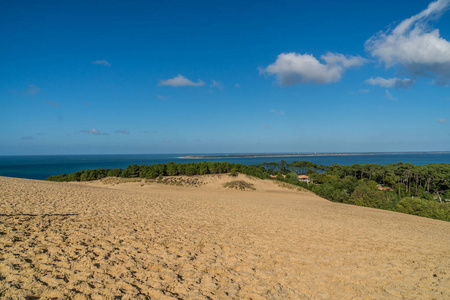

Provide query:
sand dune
left=0, top=175, right=449, bottom=299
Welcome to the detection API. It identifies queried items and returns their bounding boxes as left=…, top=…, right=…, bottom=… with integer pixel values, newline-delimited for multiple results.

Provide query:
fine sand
left=0, top=174, right=449, bottom=299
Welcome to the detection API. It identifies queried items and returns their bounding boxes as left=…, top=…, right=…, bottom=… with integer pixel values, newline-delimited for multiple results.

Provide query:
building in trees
left=298, top=175, right=310, bottom=184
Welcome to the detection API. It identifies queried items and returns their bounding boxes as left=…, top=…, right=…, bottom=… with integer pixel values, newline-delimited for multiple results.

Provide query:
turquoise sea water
left=0, top=153, right=449, bottom=180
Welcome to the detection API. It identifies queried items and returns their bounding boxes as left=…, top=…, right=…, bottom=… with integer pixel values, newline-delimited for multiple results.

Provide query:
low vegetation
left=158, top=176, right=205, bottom=187
left=46, top=160, right=450, bottom=221
left=100, top=177, right=142, bottom=185
left=223, top=180, right=255, bottom=191
left=274, top=181, right=307, bottom=192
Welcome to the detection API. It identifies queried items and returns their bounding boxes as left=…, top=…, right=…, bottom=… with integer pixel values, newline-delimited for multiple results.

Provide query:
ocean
left=0, top=153, right=449, bottom=180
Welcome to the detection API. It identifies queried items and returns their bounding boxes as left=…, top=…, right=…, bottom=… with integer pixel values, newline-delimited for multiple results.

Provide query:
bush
left=286, top=172, right=299, bottom=184
left=349, top=182, right=393, bottom=209
left=331, top=189, right=349, bottom=203
left=397, top=198, right=450, bottom=221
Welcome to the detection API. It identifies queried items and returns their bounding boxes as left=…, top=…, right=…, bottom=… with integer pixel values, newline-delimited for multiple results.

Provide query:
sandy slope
left=0, top=175, right=449, bottom=299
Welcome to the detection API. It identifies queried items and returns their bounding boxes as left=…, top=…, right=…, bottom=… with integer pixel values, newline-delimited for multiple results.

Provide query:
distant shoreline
left=179, top=151, right=450, bottom=159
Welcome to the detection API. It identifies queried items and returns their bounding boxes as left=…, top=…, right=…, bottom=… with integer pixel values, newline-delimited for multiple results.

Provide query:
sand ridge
left=0, top=175, right=449, bottom=299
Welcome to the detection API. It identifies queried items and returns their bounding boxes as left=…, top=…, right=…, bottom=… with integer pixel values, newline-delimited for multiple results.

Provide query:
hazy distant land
left=179, top=151, right=450, bottom=159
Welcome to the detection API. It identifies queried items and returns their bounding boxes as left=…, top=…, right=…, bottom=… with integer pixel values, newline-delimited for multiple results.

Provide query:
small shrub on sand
left=223, top=180, right=255, bottom=191
left=158, top=176, right=205, bottom=187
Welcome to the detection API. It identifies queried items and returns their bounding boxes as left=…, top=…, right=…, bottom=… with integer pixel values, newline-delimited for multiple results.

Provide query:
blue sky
left=1, top=0, right=449, bottom=155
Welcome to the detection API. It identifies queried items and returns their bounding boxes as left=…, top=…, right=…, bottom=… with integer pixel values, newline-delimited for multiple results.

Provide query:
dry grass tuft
left=223, top=180, right=256, bottom=191
left=158, top=176, right=205, bottom=187
left=100, top=177, right=142, bottom=185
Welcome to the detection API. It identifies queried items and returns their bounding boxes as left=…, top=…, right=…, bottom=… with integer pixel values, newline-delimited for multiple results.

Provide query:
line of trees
left=46, top=160, right=450, bottom=221
left=46, top=162, right=269, bottom=182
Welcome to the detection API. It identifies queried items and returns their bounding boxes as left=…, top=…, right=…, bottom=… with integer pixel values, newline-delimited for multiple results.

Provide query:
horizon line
left=1, top=151, right=450, bottom=157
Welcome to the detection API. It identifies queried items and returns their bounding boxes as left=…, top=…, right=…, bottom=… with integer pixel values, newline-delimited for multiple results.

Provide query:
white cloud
left=385, top=90, right=397, bottom=100
left=270, top=109, right=285, bottom=115
left=262, top=52, right=366, bottom=85
left=365, top=0, right=450, bottom=85
left=92, top=60, right=111, bottom=66
left=438, top=118, right=447, bottom=123
left=158, top=74, right=205, bottom=87
left=366, top=77, right=414, bottom=88
left=80, top=128, right=108, bottom=135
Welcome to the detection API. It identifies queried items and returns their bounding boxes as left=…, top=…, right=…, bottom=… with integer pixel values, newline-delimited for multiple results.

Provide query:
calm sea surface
left=0, top=153, right=449, bottom=180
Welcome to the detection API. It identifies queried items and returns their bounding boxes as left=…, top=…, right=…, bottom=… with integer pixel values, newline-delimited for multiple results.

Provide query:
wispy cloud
left=92, top=60, right=111, bottom=66
left=47, top=101, right=62, bottom=107
left=262, top=52, right=366, bottom=85
left=385, top=90, right=397, bottom=100
left=158, top=74, right=205, bottom=87
left=21, top=136, right=33, bottom=140
left=80, top=128, right=108, bottom=135
left=366, top=77, right=415, bottom=88
left=210, top=80, right=223, bottom=90
left=115, top=129, right=130, bottom=134
left=438, top=118, right=447, bottom=123
left=157, top=95, right=168, bottom=101
left=235, top=83, right=240, bottom=88
left=365, top=0, right=450, bottom=85
left=28, top=85, right=40, bottom=95
left=270, top=109, right=285, bottom=115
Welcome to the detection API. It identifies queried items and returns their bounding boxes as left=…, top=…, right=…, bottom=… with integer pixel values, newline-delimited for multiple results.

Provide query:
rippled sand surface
left=0, top=175, right=449, bottom=299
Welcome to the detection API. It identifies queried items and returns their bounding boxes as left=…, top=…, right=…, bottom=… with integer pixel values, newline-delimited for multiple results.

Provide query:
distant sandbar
left=179, top=151, right=450, bottom=159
